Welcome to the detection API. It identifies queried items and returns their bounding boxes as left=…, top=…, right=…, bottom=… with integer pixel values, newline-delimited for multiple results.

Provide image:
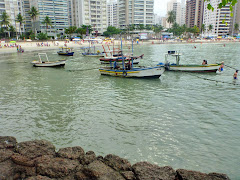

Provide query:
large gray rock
left=11, top=153, right=35, bottom=167
left=176, top=169, right=230, bottom=180
left=80, top=151, right=97, bottom=165
left=0, top=159, right=18, bottom=180
left=36, top=157, right=79, bottom=178
left=16, top=140, right=56, bottom=159
left=103, top=154, right=132, bottom=172
left=83, top=160, right=125, bottom=180
left=132, top=162, right=176, bottom=180
left=57, top=146, right=85, bottom=160
left=26, top=175, right=52, bottom=180
left=0, top=136, right=17, bottom=149
left=0, top=149, right=14, bottom=162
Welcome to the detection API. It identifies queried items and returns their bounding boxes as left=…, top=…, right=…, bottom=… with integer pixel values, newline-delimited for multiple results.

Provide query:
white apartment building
left=118, top=0, right=154, bottom=29
left=203, top=0, right=231, bottom=37
left=72, top=0, right=107, bottom=35
left=167, top=0, right=181, bottom=26
left=24, top=0, right=69, bottom=37
left=180, top=0, right=186, bottom=25
left=107, top=0, right=118, bottom=27
left=0, top=0, right=24, bottom=33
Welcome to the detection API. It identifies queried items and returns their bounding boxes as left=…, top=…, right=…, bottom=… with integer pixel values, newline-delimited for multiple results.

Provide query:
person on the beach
left=233, top=70, right=238, bottom=80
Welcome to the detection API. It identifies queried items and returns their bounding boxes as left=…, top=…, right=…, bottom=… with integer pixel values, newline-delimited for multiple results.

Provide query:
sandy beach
left=0, top=39, right=239, bottom=55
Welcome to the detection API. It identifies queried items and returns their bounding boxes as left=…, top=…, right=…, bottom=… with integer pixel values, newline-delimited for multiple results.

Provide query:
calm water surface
left=0, top=42, right=240, bottom=179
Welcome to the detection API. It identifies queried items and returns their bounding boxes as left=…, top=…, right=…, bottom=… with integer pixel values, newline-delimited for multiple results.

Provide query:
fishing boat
left=160, top=51, right=221, bottom=72
left=99, top=54, right=143, bottom=64
left=81, top=39, right=104, bottom=57
left=99, top=56, right=165, bottom=78
left=57, top=47, right=74, bottom=56
left=32, top=53, right=66, bottom=67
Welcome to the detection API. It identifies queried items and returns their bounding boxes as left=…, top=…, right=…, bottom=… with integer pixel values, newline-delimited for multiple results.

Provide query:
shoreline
left=0, top=39, right=239, bottom=55
left=0, top=136, right=230, bottom=180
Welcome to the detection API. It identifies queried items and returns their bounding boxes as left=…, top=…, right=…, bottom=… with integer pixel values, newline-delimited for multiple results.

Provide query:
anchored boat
left=32, top=53, right=66, bottom=67
left=161, top=51, right=221, bottom=73
left=57, top=47, right=74, bottom=56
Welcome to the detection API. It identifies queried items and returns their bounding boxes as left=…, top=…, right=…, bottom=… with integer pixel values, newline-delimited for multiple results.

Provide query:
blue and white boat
left=57, top=47, right=74, bottom=56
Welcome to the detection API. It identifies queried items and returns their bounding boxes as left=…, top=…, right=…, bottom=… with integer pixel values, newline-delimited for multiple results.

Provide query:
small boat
left=160, top=51, right=221, bottom=72
left=57, top=47, right=74, bottom=56
left=32, top=53, right=66, bottom=67
left=81, top=47, right=104, bottom=57
left=99, top=54, right=143, bottom=64
left=81, top=39, right=104, bottom=57
left=99, top=58, right=165, bottom=78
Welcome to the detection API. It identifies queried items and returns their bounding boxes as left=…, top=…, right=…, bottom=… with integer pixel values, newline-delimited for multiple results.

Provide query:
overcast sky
left=154, top=0, right=169, bottom=17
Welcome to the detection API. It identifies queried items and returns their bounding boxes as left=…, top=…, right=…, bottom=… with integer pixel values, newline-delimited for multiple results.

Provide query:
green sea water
left=0, top=42, right=240, bottom=179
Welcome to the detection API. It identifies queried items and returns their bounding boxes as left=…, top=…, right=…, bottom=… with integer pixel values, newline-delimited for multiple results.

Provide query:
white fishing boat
left=32, top=53, right=66, bottom=67
left=160, top=51, right=221, bottom=73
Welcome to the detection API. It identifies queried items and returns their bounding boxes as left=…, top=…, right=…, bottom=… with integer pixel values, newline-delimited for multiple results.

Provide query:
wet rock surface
left=0, top=136, right=230, bottom=180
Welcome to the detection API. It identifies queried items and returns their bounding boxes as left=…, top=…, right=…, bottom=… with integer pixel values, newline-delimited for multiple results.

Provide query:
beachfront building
left=118, top=0, right=154, bottom=29
left=27, top=0, right=69, bottom=37
left=107, top=0, right=118, bottom=27
left=229, top=2, right=240, bottom=36
left=185, top=0, right=204, bottom=29
left=167, top=0, right=181, bottom=27
left=71, top=0, right=107, bottom=35
left=180, top=0, right=186, bottom=25
left=203, top=0, right=231, bottom=37
left=0, top=0, right=25, bottom=35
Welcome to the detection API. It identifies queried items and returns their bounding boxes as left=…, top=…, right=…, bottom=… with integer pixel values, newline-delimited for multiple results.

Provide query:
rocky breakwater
left=0, top=136, right=230, bottom=180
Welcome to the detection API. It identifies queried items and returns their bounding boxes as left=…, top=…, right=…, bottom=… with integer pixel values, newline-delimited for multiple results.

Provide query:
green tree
left=76, top=27, right=86, bottom=38
left=153, top=25, right=163, bottom=39
left=103, top=26, right=121, bottom=37
left=37, top=32, right=48, bottom=40
left=81, top=25, right=92, bottom=35
left=28, top=6, right=39, bottom=35
left=167, top=10, right=176, bottom=27
left=15, top=13, right=25, bottom=37
left=0, top=11, right=10, bottom=37
left=9, top=25, right=16, bottom=38
left=64, top=26, right=77, bottom=38
left=208, top=24, right=213, bottom=36
left=234, top=23, right=239, bottom=34
left=42, top=16, right=52, bottom=33
left=145, top=25, right=152, bottom=30
left=201, top=24, right=205, bottom=33
left=137, top=24, right=145, bottom=33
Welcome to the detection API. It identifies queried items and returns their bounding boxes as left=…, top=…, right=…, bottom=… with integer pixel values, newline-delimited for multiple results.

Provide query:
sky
left=154, top=0, right=182, bottom=17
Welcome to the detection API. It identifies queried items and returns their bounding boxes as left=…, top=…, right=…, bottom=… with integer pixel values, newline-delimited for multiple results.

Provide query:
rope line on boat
left=193, top=74, right=240, bottom=86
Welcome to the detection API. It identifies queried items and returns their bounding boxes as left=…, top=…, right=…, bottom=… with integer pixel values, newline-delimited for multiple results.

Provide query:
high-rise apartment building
left=185, top=0, right=204, bottom=29
left=230, top=2, right=240, bottom=35
left=71, top=0, right=107, bottom=35
left=180, top=0, right=186, bottom=25
left=0, top=0, right=24, bottom=33
left=27, top=0, right=69, bottom=37
left=107, top=0, right=118, bottom=27
left=118, top=0, right=154, bottom=29
left=203, top=0, right=231, bottom=36
left=167, top=0, right=181, bottom=26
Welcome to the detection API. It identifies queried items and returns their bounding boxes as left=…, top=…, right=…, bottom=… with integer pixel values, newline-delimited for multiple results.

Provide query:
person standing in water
left=233, top=70, right=238, bottom=79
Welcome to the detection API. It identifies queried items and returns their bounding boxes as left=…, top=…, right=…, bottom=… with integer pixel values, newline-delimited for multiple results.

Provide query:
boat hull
left=99, top=66, right=165, bottom=78
left=82, top=53, right=104, bottom=57
left=57, top=52, right=74, bottom=56
left=32, top=60, right=66, bottom=67
left=166, top=64, right=221, bottom=72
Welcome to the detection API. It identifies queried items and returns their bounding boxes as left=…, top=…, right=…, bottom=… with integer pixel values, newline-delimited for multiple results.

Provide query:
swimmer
left=233, top=70, right=238, bottom=80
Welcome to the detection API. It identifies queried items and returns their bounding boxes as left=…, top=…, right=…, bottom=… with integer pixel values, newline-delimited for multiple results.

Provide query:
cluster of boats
left=31, top=42, right=223, bottom=78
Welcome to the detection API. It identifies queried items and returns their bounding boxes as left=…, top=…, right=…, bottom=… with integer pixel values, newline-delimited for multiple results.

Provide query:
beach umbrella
left=10, top=41, right=16, bottom=43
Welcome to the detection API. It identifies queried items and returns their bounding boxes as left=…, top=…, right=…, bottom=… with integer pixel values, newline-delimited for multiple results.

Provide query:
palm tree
left=28, top=6, right=39, bottom=35
left=208, top=24, right=213, bottom=36
left=167, top=10, right=176, bottom=27
left=15, top=13, right=24, bottom=37
left=42, top=16, right=52, bottom=33
left=9, top=25, right=16, bottom=38
left=153, top=25, right=163, bottom=39
left=234, top=23, right=239, bottom=35
left=137, top=24, right=145, bottom=33
left=0, top=11, right=10, bottom=37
